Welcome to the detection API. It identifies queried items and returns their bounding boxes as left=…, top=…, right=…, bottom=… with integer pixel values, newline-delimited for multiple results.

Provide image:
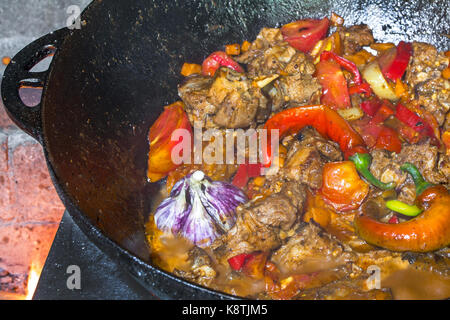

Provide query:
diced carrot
left=395, top=78, right=408, bottom=100
left=225, top=43, right=241, bottom=56
left=180, top=63, right=202, bottom=76
left=443, top=131, right=450, bottom=156
left=442, top=67, right=450, bottom=80
left=370, top=43, right=395, bottom=52
left=444, top=51, right=450, bottom=58
left=241, top=40, right=251, bottom=52
left=2, top=56, right=11, bottom=65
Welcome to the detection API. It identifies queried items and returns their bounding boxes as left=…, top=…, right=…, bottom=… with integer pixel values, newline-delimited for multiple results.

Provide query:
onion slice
left=362, top=61, right=398, bottom=101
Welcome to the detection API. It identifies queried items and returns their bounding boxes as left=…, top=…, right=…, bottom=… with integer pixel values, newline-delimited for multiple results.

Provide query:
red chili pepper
left=228, top=253, right=253, bottom=271
left=320, top=51, right=363, bottom=85
left=395, top=104, right=439, bottom=145
left=281, top=17, right=330, bottom=53
left=348, top=82, right=372, bottom=97
left=378, top=41, right=412, bottom=81
left=263, top=105, right=367, bottom=166
left=201, top=51, right=244, bottom=76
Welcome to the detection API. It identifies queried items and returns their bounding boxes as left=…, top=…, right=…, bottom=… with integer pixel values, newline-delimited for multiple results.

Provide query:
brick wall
left=0, top=101, right=64, bottom=298
left=0, top=0, right=91, bottom=299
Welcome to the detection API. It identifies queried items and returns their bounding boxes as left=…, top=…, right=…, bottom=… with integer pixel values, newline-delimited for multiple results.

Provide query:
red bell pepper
left=378, top=41, right=412, bottom=81
left=395, top=104, right=439, bottom=145
left=320, top=51, right=363, bottom=85
left=315, top=59, right=351, bottom=109
left=348, top=82, right=372, bottom=97
left=231, top=165, right=249, bottom=189
left=228, top=253, right=252, bottom=271
left=360, top=97, right=382, bottom=117
left=368, top=101, right=395, bottom=125
left=228, top=251, right=269, bottom=279
left=281, top=17, right=330, bottom=53
left=232, top=162, right=262, bottom=189
left=201, top=51, right=244, bottom=76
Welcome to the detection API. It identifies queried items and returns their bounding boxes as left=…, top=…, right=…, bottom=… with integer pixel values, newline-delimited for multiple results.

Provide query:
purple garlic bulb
left=153, top=171, right=247, bottom=247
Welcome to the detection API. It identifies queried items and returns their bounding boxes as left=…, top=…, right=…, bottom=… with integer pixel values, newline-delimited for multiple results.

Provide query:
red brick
left=11, top=142, right=64, bottom=223
left=0, top=223, right=59, bottom=279
left=0, top=103, right=17, bottom=129
left=0, top=135, right=14, bottom=221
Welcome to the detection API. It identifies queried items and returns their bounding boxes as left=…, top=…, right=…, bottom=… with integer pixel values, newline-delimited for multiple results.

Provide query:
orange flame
left=24, top=262, right=41, bottom=300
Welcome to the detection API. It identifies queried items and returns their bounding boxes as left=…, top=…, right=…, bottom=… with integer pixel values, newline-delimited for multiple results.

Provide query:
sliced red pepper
left=395, top=104, right=439, bottom=145
left=227, top=253, right=252, bottom=271
left=320, top=51, right=362, bottom=85
left=316, top=59, right=351, bottom=109
left=378, top=41, right=412, bottom=81
left=281, top=17, right=330, bottom=53
left=201, top=51, right=244, bottom=76
left=231, top=162, right=262, bottom=189
left=369, top=101, right=395, bottom=125
left=360, top=97, right=382, bottom=117
left=348, top=82, right=372, bottom=97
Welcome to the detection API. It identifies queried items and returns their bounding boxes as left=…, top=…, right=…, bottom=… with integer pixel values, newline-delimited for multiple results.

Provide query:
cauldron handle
left=1, top=28, right=69, bottom=142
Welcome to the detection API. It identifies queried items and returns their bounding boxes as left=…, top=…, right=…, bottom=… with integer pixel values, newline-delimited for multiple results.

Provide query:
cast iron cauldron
left=2, top=0, right=449, bottom=299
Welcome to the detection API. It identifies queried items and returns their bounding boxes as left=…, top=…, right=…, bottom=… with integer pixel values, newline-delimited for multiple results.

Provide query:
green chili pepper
left=400, top=163, right=433, bottom=196
left=385, top=199, right=423, bottom=217
left=349, top=153, right=396, bottom=190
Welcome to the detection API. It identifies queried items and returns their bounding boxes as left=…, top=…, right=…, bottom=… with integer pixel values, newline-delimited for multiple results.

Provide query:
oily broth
left=146, top=184, right=449, bottom=299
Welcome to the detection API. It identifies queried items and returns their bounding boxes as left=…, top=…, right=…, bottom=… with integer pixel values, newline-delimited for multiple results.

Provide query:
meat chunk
left=236, top=28, right=322, bottom=110
left=178, top=68, right=269, bottom=128
left=173, top=247, right=217, bottom=287
left=235, top=28, right=292, bottom=77
left=271, top=222, right=352, bottom=273
left=177, top=74, right=216, bottom=126
left=221, top=181, right=307, bottom=258
left=338, top=24, right=375, bottom=55
left=405, top=42, right=450, bottom=125
left=369, top=143, right=446, bottom=203
left=282, top=127, right=343, bottom=189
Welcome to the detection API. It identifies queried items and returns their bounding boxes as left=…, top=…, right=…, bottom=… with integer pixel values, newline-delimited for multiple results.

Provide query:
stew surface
left=145, top=13, right=450, bottom=300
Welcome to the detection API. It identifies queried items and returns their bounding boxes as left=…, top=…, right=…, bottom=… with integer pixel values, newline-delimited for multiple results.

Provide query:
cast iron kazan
left=2, top=0, right=449, bottom=299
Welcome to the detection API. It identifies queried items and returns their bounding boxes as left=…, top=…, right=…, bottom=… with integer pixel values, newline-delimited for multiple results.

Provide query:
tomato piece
left=375, top=127, right=402, bottom=153
left=201, top=51, right=243, bottom=76
left=378, top=41, right=412, bottom=81
left=320, top=161, right=369, bottom=212
left=316, top=60, right=350, bottom=109
left=147, top=102, right=192, bottom=182
left=281, top=17, right=330, bottom=53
